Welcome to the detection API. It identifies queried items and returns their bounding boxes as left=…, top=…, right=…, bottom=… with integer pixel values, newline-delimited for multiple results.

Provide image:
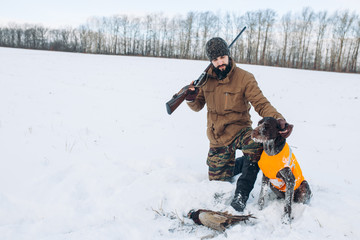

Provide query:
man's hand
left=185, top=81, right=199, bottom=102
left=278, top=119, right=294, bottom=138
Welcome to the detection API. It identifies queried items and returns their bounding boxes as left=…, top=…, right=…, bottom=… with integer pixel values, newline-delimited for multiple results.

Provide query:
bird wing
left=198, top=212, right=228, bottom=231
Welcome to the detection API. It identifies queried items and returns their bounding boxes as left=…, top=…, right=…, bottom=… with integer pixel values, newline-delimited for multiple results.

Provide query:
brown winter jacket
left=187, top=59, right=284, bottom=148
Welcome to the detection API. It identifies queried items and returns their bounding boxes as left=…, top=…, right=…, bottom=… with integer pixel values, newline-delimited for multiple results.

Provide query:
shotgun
left=166, top=26, right=247, bottom=115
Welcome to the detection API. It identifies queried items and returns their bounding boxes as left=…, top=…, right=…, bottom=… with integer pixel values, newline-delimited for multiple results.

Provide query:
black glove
left=278, top=119, right=294, bottom=138
left=185, top=84, right=199, bottom=102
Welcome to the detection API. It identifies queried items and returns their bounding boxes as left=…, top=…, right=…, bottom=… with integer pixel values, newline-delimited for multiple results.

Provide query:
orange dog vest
left=258, top=142, right=305, bottom=192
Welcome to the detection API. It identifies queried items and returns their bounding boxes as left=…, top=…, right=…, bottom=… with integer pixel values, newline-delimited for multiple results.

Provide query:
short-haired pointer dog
left=251, top=117, right=312, bottom=224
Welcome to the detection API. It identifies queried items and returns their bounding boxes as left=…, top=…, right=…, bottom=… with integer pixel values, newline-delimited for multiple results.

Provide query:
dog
left=251, top=117, right=311, bottom=224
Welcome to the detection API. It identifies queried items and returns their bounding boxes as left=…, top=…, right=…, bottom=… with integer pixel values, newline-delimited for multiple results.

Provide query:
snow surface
left=0, top=47, right=359, bottom=240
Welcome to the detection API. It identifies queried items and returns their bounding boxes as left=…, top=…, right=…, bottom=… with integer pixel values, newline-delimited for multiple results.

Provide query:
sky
left=1, top=0, right=360, bottom=28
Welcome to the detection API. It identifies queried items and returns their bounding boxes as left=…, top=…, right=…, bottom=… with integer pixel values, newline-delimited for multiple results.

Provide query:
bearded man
left=185, top=37, right=292, bottom=211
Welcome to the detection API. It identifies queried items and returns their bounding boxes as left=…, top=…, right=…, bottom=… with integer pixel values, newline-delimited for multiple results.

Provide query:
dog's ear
left=279, top=124, right=294, bottom=138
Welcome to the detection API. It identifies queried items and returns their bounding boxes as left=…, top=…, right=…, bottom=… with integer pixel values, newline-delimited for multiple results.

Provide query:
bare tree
left=350, top=18, right=360, bottom=72
left=296, top=7, right=315, bottom=69
left=231, top=13, right=246, bottom=62
left=332, top=10, right=356, bottom=71
left=129, top=17, right=141, bottom=55
left=181, top=12, right=196, bottom=58
left=1, top=9, right=359, bottom=73
left=260, top=9, right=276, bottom=65
left=222, top=12, right=233, bottom=44
left=244, top=11, right=258, bottom=64
left=159, top=16, right=169, bottom=57
left=313, top=11, right=329, bottom=70
left=280, top=12, right=292, bottom=66
left=192, top=14, right=202, bottom=59
left=198, top=11, right=218, bottom=59
left=254, top=10, right=264, bottom=64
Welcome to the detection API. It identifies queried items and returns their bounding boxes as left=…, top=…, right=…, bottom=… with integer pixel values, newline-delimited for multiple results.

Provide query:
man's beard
left=213, top=61, right=232, bottom=80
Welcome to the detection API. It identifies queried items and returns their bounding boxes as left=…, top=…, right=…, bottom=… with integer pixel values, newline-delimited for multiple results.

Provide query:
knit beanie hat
left=205, top=37, right=230, bottom=61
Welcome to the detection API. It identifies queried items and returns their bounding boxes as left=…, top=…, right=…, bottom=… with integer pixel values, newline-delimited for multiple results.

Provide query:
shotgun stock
left=166, top=85, right=191, bottom=115
left=166, top=64, right=211, bottom=115
left=166, top=26, right=246, bottom=115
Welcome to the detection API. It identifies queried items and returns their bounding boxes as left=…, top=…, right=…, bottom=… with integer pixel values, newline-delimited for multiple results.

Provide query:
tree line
left=1, top=8, right=359, bottom=73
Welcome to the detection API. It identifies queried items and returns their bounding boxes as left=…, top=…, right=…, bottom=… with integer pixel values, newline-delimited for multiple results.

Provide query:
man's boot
left=231, top=157, right=260, bottom=212
left=231, top=192, right=248, bottom=212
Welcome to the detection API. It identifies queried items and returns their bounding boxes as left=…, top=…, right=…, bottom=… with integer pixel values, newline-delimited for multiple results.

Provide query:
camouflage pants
left=207, top=127, right=263, bottom=182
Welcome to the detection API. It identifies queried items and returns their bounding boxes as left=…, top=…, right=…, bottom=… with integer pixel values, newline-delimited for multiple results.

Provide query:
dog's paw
left=258, top=198, right=265, bottom=210
left=281, top=213, right=292, bottom=225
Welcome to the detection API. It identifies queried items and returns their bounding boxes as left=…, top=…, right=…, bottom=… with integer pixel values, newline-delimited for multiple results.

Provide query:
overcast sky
left=1, top=0, right=360, bottom=28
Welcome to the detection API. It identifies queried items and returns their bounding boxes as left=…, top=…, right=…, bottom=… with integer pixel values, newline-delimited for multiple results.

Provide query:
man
left=184, top=37, right=292, bottom=212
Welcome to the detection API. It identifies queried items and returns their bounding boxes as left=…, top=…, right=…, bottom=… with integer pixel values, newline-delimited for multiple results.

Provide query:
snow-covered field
left=0, top=47, right=359, bottom=240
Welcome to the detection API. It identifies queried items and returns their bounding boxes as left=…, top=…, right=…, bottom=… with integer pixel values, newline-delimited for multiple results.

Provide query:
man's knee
left=207, top=147, right=235, bottom=181
left=207, top=160, right=234, bottom=181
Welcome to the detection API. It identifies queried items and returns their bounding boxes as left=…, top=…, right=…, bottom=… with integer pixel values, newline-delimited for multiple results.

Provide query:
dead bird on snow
left=187, top=209, right=255, bottom=231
